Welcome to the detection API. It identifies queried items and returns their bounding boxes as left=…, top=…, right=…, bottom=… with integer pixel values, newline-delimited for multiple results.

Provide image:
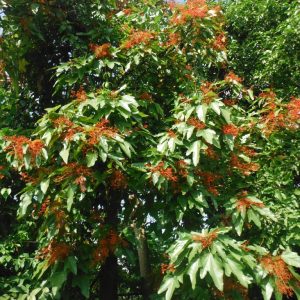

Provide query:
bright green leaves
left=158, top=276, right=180, bottom=300
left=227, top=195, right=275, bottom=236
left=159, top=229, right=259, bottom=299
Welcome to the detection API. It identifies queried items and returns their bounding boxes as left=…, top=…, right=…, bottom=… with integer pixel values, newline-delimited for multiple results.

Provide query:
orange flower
left=192, top=229, right=218, bottom=249
left=287, top=97, right=300, bottom=122
left=261, top=255, right=294, bottom=297
left=236, top=194, right=264, bottom=212
left=89, top=43, right=111, bottom=59
left=161, top=263, right=176, bottom=274
left=230, top=154, right=260, bottom=176
left=87, top=119, right=118, bottom=145
left=225, top=71, right=243, bottom=83
left=71, top=86, right=87, bottom=102
left=122, top=30, right=155, bottom=49
left=148, top=162, right=178, bottom=182
left=109, top=169, right=128, bottom=190
left=222, top=124, right=239, bottom=136
left=212, top=33, right=226, bottom=50
left=187, top=118, right=206, bottom=130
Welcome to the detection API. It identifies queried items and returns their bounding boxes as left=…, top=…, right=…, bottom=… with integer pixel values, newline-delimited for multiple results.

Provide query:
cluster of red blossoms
left=71, top=86, right=87, bottom=102
left=187, top=117, right=206, bottom=130
left=161, top=263, right=176, bottom=274
left=192, top=229, right=219, bottom=249
left=212, top=33, right=226, bottom=50
left=54, top=162, right=92, bottom=192
left=4, top=135, right=44, bottom=161
left=37, top=240, right=71, bottom=265
left=147, top=161, right=178, bottom=182
left=53, top=116, right=83, bottom=141
left=0, top=165, right=5, bottom=180
left=196, top=171, right=221, bottom=196
left=88, top=119, right=118, bottom=146
left=89, top=43, right=111, bottom=59
left=122, top=30, right=155, bottom=49
left=260, top=255, right=294, bottom=297
left=109, top=169, right=128, bottom=190
left=235, top=191, right=264, bottom=212
left=287, top=97, right=300, bottom=122
left=92, top=230, right=125, bottom=264
left=224, top=71, right=243, bottom=84
left=166, top=32, right=181, bottom=46
left=230, top=154, right=260, bottom=176
left=205, top=146, right=218, bottom=160
left=169, top=0, right=208, bottom=25
left=222, top=124, right=239, bottom=136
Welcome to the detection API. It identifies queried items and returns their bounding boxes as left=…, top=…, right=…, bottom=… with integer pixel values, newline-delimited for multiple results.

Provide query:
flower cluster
left=71, top=86, right=87, bottom=102
left=139, top=92, right=153, bottom=101
left=261, top=255, right=294, bottom=297
left=89, top=43, right=111, bottom=59
left=55, top=162, right=92, bottom=192
left=4, top=135, right=44, bottom=161
left=196, top=170, right=221, bottom=196
left=0, top=166, right=5, bottom=180
left=53, top=116, right=83, bottom=141
left=222, top=124, right=239, bottom=136
left=169, top=0, right=208, bottom=25
left=200, top=81, right=217, bottom=104
left=87, top=119, right=118, bottom=145
left=176, top=160, right=188, bottom=178
left=161, top=263, right=175, bottom=274
left=212, top=33, right=226, bottom=50
left=230, top=154, right=260, bottom=176
left=192, top=229, right=219, bottom=249
left=235, top=192, right=264, bottom=211
left=205, top=146, right=218, bottom=160
left=109, top=169, right=128, bottom=190
left=122, top=30, right=155, bottom=49
left=37, top=240, right=71, bottom=265
left=224, top=71, right=243, bottom=84
left=187, top=117, right=206, bottom=130
left=223, top=99, right=236, bottom=106
left=92, top=230, right=125, bottom=264
left=147, top=162, right=178, bottom=182
left=166, top=32, right=181, bottom=46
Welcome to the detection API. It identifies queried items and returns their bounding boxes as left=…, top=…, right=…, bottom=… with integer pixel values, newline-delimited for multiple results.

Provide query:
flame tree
left=0, top=0, right=299, bottom=299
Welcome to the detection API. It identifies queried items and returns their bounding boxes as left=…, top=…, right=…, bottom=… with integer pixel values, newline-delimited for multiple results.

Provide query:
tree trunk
left=98, top=189, right=122, bottom=300
left=134, top=225, right=152, bottom=300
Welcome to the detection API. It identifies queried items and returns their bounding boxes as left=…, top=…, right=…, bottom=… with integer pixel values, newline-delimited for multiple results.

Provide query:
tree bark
left=98, top=189, right=122, bottom=300
left=134, top=225, right=152, bottom=300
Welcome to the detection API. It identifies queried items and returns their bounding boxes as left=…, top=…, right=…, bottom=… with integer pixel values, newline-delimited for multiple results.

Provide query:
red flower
left=225, top=71, right=243, bottom=83
left=222, top=124, right=239, bottom=136
left=148, top=162, right=178, bottom=182
left=192, top=229, right=219, bottom=249
left=122, top=31, right=155, bottom=49
left=187, top=118, right=206, bottom=130
left=89, top=43, right=111, bottom=59
left=109, top=169, right=128, bottom=190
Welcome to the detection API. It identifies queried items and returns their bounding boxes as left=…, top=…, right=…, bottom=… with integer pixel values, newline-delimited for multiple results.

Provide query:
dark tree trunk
left=98, top=189, right=123, bottom=300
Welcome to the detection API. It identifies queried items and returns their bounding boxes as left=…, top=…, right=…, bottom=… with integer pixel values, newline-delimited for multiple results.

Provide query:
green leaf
left=281, top=250, right=300, bottom=268
left=221, top=108, right=231, bottom=123
left=208, top=254, right=224, bottom=291
left=200, top=129, right=215, bottom=144
left=59, top=146, right=70, bottom=164
left=67, top=186, right=75, bottom=211
left=65, top=256, right=77, bottom=275
left=226, top=258, right=251, bottom=287
left=40, top=179, right=50, bottom=194
left=120, top=141, right=132, bottom=158
left=192, top=141, right=201, bottom=166
left=262, top=281, right=274, bottom=300
left=50, top=271, right=67, bottom=289
left=86, top=151, right=98, bottom=167
left=196, top=105, right=208, bottom=122
left=188, top=259, right=200, bottom=289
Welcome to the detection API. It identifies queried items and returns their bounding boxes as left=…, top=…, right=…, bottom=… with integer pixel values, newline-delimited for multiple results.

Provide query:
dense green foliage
left=0, top=0, right=299, bottom=299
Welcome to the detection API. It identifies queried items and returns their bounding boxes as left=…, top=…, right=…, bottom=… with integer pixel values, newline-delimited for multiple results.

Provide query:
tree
left=0, top=0, right=299, bottom=299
